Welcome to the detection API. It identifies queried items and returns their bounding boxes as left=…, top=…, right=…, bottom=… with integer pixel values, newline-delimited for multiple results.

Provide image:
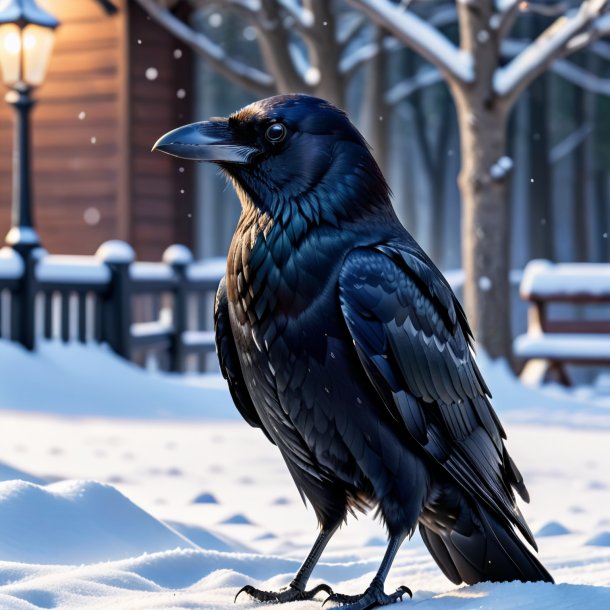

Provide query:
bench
left=513, top=259, right=610, bottom=385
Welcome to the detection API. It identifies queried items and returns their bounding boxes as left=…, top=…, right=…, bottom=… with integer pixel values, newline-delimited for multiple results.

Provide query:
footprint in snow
left=587, top=480, right=608, bottom=490
left=271, top=497, right=291, bottom=505
left=536, top=521, right=571, bottom=537
left=192, top=492, right=219, bottom=504
left=255, top=532, right=277, bottom=540
left=586, top=531, right=610, bottom=547
left=220, top=514, right=253, bottom=525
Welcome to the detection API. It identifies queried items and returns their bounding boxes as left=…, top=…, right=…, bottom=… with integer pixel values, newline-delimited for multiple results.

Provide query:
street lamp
left=0, top=0, right=59, bottom=252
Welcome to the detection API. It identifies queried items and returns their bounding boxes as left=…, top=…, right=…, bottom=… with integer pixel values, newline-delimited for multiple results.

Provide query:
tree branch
left=277, top=0, right=314, bottom=30
left=494, top=0, right=521, bottom=39
left=501, top=36, right=610, bottom=96
left=495, top=0, right=610, bottom=104
left=385, top=67, right=443, bottom=105
left=188, top=0, right=260, bottom=23
left=134, top=0, right=275, bottom=97
left=346, top=0, right=474, bottom=84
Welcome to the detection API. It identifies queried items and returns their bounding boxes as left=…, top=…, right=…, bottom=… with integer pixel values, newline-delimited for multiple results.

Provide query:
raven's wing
left=214, top=276, right=275, bottom=445
left=338, top=244, right=534, bottom=546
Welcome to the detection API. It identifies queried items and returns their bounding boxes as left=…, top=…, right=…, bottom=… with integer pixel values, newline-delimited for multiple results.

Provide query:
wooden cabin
left=0, top=0, right=194, bottom=260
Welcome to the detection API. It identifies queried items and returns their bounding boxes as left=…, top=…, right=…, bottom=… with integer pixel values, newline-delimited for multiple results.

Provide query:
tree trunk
left=529, top=75, right=553, bottom=259
left=360, top=27, right=389, bottom=175
left=455, top=96, right=510, bottom=359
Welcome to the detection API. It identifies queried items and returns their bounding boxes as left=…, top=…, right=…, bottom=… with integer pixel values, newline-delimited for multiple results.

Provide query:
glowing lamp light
left=0, top=0, right=59, bottom=89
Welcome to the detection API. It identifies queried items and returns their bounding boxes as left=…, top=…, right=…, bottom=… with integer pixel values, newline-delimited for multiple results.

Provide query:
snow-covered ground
left=0, top=339, right=609, bottom=609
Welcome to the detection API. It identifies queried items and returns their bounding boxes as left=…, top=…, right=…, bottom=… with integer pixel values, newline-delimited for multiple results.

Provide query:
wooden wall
left=0, top=0, right=194, bottom=259
left=128, top=1, right=194, bottom=261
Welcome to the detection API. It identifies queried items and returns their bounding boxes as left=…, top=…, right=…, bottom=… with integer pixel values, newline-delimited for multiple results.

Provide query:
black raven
left=154, top=94, right=553, bottom=609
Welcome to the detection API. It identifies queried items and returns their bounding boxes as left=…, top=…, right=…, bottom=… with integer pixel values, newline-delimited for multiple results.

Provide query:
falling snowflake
left=83, top=207, right=101, bottom=226
left=479, top=276, right=492, bottom=292
left=209, top=13, right=222, bottom=27
left=145, top=67, right=158, bottom=81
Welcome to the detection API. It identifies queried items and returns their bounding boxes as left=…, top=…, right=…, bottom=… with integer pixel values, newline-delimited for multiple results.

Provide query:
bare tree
left=133, top=0, right=367, bottom=106
left=136, top=0, right=610, bottom=360
left=347, top=0, right=610, bottom=359
left=133, top=1, right=458, bottom=173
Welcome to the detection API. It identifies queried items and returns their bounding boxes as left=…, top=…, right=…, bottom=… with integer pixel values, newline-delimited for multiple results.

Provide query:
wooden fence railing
left=0, top=241, right=225, bottom=372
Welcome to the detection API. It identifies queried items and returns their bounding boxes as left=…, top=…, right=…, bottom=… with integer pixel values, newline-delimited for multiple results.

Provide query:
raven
left=154, top=95, right=553, bottom=609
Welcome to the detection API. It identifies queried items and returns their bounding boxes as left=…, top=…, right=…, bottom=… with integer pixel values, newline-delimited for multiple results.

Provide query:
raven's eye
left=265, top=122, right=286, bottom=143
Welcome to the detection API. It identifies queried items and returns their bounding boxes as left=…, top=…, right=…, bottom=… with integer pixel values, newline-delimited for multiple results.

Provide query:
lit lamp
left=0, top=0, right=59, bottom=251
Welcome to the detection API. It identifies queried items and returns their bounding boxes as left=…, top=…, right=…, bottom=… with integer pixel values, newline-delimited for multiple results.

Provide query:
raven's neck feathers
left=226, top=140, right=395, bottom=232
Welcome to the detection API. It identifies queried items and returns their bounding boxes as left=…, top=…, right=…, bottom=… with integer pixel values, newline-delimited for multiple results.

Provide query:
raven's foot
left=235, top=582, right=333, bottom=604
left=323, top=584, right=412, bottom=609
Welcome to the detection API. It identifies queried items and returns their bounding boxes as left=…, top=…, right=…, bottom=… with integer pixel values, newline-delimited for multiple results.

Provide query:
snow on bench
left=514, top=259, right=610, bottom=385
left=514, top=334, right=610, bottom=361
left=520, top=259, right=610, bottom=301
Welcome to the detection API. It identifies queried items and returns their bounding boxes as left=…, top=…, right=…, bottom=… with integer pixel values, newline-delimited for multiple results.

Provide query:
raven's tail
left=419, top=503, right=553, bottom=585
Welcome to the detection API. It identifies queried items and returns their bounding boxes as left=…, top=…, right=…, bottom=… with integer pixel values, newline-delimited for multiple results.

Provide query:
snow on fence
left=0, top=241, right=225, bottom=372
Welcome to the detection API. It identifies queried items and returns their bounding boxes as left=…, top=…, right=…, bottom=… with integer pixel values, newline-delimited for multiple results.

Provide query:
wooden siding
left=0, top=0, right=123, bottom=255
left=128, top=2, right=193, bottom=260
left=0, top=0, right=194, bottom=259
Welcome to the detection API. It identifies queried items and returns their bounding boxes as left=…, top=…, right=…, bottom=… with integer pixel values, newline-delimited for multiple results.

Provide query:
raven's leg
left=324, top=533, right=411, bottom=609
left=235, top=524, right=339, bottom=603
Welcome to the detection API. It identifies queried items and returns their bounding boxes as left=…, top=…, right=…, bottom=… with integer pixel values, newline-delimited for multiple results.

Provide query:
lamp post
left=0, top=0, right=59, bottom=254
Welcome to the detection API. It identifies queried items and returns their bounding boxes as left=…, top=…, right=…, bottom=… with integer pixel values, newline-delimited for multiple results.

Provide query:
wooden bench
left=513, top=259, right=610, bottom=385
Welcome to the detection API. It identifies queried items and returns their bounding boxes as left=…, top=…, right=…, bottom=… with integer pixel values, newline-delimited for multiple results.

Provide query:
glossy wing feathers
left=338, top=245, right=534, bottom=547
left=214, top=277, right=275, bottom=444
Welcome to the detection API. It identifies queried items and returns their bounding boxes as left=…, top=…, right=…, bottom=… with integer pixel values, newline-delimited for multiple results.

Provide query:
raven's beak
left=153, top=120, right=256, bottom=163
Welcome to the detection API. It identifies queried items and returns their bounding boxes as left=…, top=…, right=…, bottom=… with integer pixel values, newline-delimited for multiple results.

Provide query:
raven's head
left=154, top=94, right=391, bottom=221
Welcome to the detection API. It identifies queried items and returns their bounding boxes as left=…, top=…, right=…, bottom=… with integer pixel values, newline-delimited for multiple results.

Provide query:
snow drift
left=0, top=480, right=196, bottom=564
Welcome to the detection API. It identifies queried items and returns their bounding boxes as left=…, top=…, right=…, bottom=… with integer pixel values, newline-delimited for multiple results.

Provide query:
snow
left=162, top=244, right=193, bottom=266
left=129, top=262, right=175, bottom=281
left=35, top=255, right=111, bottom=285
left=4, top=227, right=39, bottom=247
left=520, top=259, right=610, bottom=297
left=187, top=258, right=226, bottom=283
left=0, top=339, right=610, bottom=608
left=0, top=247, right=23, bottom=280
left=349, top=0, right=474, bottom=83
left=514, top=333, right=610, bottom=359
left=131, top=320, right=173, bottom=339
left=0, top=480, right=196, bottom=564
left=0, top=340, right=235, bottom=418
left=182, top=330, right=215, bottom=347
left=95, top=240, right=135, bottom=264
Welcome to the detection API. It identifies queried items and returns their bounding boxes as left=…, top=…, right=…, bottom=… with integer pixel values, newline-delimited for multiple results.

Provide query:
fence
left=0, top=241, right=225, bottom=372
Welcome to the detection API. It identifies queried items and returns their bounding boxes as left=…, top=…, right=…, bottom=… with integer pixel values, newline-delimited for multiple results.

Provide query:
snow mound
left=0, top=340, right=236, bottom=419
left=586, top=532, right=610, bottom=547
left=164, top=521, right=250, bottom=553
left=0, top=480, right=196, bottom=564
left=536, top=521, right=571, bottom=537
left=0, top=462, right=46, bottom=485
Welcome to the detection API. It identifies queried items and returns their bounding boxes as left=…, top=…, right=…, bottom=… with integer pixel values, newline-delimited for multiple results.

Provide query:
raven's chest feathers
left=226, top=207, right=351, bottom=372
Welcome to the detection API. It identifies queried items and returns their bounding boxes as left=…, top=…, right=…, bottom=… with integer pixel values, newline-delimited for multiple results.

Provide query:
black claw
left=234, top=585, right=250, bottom=603
left=322, top=583, right=413, bottom=608
left=397, top=585, right=412, bottom=599
left=322, top=592, right=356, bottom=607
left=310, top=583, right=334, bottom=598
left=237, top=582, right=334, bottom=604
